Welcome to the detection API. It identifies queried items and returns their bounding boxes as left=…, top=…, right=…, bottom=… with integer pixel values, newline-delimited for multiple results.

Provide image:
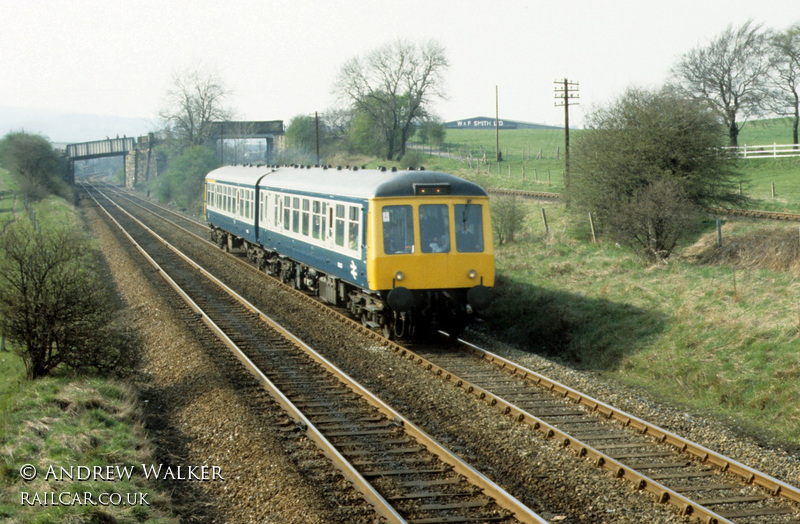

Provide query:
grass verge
left=481, top=198, right=800, bottom=444
left=0, top=167, right=176, bottom=523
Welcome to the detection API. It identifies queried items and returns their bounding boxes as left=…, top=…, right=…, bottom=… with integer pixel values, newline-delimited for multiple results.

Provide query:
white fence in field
left=724, top=143, right=800, bottom=159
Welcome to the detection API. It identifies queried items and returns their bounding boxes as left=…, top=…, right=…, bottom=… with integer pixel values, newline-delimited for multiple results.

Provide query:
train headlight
left=394, top=271, right=405, bottom=282
left=467, top=269, right=478, bottom=280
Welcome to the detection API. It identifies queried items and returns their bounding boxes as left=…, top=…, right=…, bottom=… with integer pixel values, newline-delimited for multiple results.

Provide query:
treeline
left=0, top=131, right=69, bottom=201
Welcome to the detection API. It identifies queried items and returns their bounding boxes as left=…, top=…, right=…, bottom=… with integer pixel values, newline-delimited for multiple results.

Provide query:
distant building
left=444, top=116, right=562, bottom=130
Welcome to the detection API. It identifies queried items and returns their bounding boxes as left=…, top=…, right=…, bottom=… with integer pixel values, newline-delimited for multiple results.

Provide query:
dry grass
left=683, top=224, right=800, bottom=272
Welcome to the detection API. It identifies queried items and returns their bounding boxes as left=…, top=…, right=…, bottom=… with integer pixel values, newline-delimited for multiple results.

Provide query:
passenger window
left=455, top=203, right=484, bottom=253
left=419, top=204, right=450, bottom=253
left=348, top=206, right=359, bottom=251
left=382, top=205, right=414, bottom=255
left=302, top=199, right=310, bottom=236
left=335, top=204, right=345, bottom=247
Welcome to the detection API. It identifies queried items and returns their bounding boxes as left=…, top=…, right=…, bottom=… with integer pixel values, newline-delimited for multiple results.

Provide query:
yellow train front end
left=366, top=193, right=494, bottom=335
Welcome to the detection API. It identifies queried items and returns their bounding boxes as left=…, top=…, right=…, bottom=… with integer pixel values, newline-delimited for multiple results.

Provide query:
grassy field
left=0, top=167, right=176, bottom=523
left=413, top=119, right=800, bottom=444
left=477, top=197, right=800, bottom=443
left=406, top=117, right=800, bottom=211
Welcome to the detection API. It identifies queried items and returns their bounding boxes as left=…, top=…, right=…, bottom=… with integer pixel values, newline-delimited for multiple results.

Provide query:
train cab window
left=382, top=205, right=414, bottom=255
left=455, top=203, right=484, bottom=253
left=419, top=204, right=450, bottom=253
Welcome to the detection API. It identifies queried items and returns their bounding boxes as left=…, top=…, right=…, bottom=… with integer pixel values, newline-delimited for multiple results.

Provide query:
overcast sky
left=1, top=0, right=798, bottom=140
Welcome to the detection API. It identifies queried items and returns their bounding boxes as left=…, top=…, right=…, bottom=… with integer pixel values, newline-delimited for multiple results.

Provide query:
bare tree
left=768, top=23, right=800, bottom=144
left=570, top=87, right=743, bottom=262
left=0, top=218, right=140, bottom=379
left=335, top=40, right=448, bottom=160
left=159, top=68, right=234, bottom=146
left=491, top=195, right=529, bottom=245
left=672, top=20, right=774, bottom=146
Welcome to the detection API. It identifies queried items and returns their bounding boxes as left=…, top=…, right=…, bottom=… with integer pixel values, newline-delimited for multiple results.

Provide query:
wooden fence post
left=716, top=219, right=722, bottom=247
left=589, top=212, right=597, bottom=243
left=541, top=208, right=550, bottom=237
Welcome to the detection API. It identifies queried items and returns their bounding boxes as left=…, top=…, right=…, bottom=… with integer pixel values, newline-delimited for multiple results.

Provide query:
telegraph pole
left=315, top=111, right=320, bottom=166
left=554, top=79, right=579, bottom=192
left=495, top=85, right=501, bottom=162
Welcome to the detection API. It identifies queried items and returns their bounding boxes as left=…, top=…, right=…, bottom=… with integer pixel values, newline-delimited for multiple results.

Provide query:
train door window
left=348, top=206, right=359, bottom=251
left=382, top=205, right=414, bottom=254
left=312, top=201, right=321, bottom=240
left=283, top=196, right=291, bottom=231
left=419, top=204, right=450, bottom=253
left=334, top=204, right=345, bottom=247
left=249, top=190, right=255, bottom=220
left=302, top=199, right=310, bottom=236
left=455, top=203, right=484, bottom=253
left=292, top=197, right=300, bottom=233
left=319, top=202, right=326, bottom=240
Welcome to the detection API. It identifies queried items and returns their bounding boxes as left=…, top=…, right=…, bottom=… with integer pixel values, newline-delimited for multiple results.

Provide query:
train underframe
left=211, top=227, right=471, bottom=339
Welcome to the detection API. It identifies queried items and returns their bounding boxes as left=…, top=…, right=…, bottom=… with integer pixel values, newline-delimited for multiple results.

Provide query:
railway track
left=83, top=183, right=545, bottom=524
left=87, top=183, right=800, bottom=522
left=101, top=182, right=800, bottom=224
left=486, top=187, right=800, bottom=222
left=406, top=341, right=800, bottom=523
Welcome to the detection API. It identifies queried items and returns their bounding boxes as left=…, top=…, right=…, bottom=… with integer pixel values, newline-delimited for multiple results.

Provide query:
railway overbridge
left=65, top=134, right=157, bottom=188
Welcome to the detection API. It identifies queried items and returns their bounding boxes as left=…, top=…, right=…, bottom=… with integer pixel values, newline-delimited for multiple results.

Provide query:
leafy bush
left=147, top=145, right=219, bottom=214
left=0, top=218, right=141, bottom=379
left=491, top=195, right=529, bottom=245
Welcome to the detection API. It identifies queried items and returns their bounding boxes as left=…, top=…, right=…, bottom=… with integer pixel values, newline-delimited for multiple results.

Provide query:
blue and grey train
left=204, top=164, right=494, bottom=338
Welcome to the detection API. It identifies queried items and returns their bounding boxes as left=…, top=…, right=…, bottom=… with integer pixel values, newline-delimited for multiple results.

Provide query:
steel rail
left=85, top=184, right=548, bottom=524
left=487, top=188, right=562, bottom=200
left=456, top=338, right=800, bottom=504
left=433, top=337, right=800, bottom=523
left=711, top=207, right=800, bottom=222
left=83, top=186, right=407, bottom=523
left=90, top=183, right=800, bottom=521
left=98, top=183, right=210, bottom=231
left=487, top=188, right=800, bottom=222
